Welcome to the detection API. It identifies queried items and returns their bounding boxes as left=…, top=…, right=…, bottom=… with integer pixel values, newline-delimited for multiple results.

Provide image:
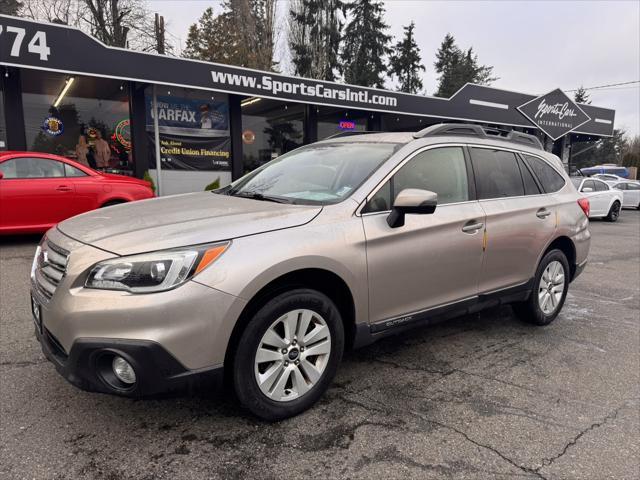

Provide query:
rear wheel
left=232, top=289, right=344, bottom=421
left=605, top=201, right=621, bottom=222
left=513, top=249, right=569, bottom=326
left=101, top=200, right=126, bottom=208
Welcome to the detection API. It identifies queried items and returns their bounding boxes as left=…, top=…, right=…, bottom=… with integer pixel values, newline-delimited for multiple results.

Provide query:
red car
left=0, top=151, right=154, bottom=234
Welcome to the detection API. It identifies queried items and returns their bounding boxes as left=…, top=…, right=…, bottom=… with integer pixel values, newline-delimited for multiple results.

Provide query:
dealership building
left=1, top=15, right=616, bottom=195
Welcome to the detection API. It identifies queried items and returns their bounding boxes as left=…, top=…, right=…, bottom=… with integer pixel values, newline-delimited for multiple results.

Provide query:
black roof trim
left=413, top=124, right=543, bottom=150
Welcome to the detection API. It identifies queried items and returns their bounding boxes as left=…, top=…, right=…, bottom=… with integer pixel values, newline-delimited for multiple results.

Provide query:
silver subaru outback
left=30, top=124, right=590, bottom=420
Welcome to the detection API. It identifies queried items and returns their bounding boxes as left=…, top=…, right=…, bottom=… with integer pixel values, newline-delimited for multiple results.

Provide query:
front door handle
left=462, top=222, right=484, bottom=233
left=536, top=209, right=552, bottom=219
left=56, top=185, right=72, bottom=192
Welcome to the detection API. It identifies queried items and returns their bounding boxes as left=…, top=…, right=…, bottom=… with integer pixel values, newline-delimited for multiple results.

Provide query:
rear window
left=522, top=154, right=565, bottom=193
left=594, top=180, right=608, bottom=192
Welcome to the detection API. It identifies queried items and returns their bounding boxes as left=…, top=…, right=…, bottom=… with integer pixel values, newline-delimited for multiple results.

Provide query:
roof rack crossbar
left=413, top=123, right=543, bottom=150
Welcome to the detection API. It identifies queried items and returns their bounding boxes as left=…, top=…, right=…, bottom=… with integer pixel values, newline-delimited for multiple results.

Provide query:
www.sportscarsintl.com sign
left=0, top=15, right=615, bottom=138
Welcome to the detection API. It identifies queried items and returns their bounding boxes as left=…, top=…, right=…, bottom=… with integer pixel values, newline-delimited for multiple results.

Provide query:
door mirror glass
left=582, top=187, right=593, bottom=193
left=387, top=188, right=437, bottom=228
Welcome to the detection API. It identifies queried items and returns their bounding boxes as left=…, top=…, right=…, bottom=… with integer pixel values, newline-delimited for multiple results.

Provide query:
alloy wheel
left=538, top=260, right=565, bottom=315
left=254, top=309, right=332, bottom=402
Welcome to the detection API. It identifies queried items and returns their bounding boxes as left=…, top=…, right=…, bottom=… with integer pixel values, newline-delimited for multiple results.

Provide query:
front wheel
left=513, top=249, right=569, bottom=326
left=605, top=201, right=621, bottom=222
left=232, top=289, right=344, bottom=421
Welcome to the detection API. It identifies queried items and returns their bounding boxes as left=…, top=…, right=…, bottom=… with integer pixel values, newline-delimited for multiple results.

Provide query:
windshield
left=227, top=142, right=401, bottom=205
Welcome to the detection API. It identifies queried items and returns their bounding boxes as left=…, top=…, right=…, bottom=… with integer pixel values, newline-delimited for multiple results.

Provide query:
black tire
left=513, top=249, right=570, bottom=326
left=101, top=200, right=126, bottom=208
left=232, top=289, right=344, bottom=421
left=605, top=201, right=621, bottom=222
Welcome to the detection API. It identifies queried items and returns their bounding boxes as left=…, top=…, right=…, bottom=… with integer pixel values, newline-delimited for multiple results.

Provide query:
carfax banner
left=145, top=95, right=229, bottom=137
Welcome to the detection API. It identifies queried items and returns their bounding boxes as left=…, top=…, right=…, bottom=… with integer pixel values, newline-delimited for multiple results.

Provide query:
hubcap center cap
left=287, top=348, right=299, bottom=361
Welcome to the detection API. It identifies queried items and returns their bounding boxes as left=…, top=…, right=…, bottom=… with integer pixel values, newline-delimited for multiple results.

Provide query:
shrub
left=204, top=177, right=221, bottom=191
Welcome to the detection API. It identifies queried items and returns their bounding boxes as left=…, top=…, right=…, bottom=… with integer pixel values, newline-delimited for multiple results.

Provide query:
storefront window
left=145, top=86, right=230, bottom=173
left=317, top=107, right=367, bottom=140
left=143, top=86, right=231, bottom=195
left=241, top=99, right=304, bottom=173
left=21, top=70, right=132, bottom=174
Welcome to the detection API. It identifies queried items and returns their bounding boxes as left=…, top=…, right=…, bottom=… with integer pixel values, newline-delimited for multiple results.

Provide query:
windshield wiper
left=232, top=191, right=292, bottom=204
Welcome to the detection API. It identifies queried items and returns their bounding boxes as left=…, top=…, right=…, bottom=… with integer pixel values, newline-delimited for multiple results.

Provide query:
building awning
left=0, top=15, right=615, bottom=138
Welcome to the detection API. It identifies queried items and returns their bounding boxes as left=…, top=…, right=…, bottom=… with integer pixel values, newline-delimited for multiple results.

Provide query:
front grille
left=34, top=240, right=69, bottom=301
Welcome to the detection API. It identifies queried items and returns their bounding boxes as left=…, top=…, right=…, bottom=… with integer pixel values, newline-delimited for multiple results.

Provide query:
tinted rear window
left=522, top=154, right=565, bottom=193
left=470, top=148, right=524, bottom=199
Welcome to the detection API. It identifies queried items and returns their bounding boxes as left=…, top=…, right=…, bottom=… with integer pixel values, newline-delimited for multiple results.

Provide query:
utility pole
left=154, top=13, right=165, bottom=55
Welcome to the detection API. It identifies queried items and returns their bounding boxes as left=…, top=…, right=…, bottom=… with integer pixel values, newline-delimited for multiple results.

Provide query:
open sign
left=338, top=120, right=356, bottom=130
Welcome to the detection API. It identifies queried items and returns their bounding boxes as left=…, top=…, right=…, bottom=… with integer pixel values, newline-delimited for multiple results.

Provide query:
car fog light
left=112, top=356, right=136, bottom=384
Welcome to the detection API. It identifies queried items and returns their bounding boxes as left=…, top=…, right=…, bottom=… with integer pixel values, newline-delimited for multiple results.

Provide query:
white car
left=612, top=181, right=640, bottom=210
left=571, top=177, right=623, bottom=221
left=592, top=173, right=628, bottom=186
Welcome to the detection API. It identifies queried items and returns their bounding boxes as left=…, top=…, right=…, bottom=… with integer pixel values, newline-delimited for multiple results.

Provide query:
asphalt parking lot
left=1, top=213, right=639, bottom=480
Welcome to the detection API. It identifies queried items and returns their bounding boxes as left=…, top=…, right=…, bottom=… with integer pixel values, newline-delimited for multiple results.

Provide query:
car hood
left=57, top=192, right=322, bottom=255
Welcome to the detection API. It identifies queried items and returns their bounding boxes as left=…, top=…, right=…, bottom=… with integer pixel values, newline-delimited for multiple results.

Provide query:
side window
left=522, top=154, right=566, bottom=193
left=0, top=159, right=18, bottom=178
left=362, top=180, right=391, bottom=214
left=582, top=180, right=596, bottom=191
left=64, top=163, right=88, bottom=177
left=362, top=147, right=468, bottom=213
left=517, top=157, right=542, bottom=195
left=393, top=147, right=469, bottom=205
left=594, top=180, right=608, bottom=192
left=470, top=148, right=524, bottom=199
left=0, top=158, right=64, bottom=178
left=627, top=183, right=640, bottom=191
left=613, top=183, right=627, bottom=190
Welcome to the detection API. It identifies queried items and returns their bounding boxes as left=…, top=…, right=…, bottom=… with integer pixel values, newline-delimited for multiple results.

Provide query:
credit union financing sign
left=0, top=15, right=616, bottom=138
left=518, top=89, right=591, bottom=140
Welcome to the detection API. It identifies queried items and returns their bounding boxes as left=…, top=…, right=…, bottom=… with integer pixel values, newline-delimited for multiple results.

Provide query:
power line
left=565, top=80, right=640, bottom=92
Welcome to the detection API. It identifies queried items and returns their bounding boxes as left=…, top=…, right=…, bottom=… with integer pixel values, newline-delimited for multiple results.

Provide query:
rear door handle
left=56, top=185, right=72, bottom=192
left=462, top=222, right=484, bottom=233
left=536, top=209, right=552, bottom=219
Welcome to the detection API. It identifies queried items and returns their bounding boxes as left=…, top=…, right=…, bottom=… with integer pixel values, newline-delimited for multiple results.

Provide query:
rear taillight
left=577, top=198, right=590, bottom=217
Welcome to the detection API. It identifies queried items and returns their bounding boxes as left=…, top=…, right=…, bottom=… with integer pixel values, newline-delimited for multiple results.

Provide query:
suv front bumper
left=35, top=325, right=223, bottom=396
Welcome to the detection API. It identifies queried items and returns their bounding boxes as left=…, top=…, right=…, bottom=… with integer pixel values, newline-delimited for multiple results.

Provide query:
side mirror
left=387, top=188, right=437, bottom=228
left=0, top=171, right=3, bottom=179
left=581, top=187, right=593, bottom=193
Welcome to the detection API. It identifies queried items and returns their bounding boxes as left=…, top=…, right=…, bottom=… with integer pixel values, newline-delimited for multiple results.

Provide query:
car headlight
left=85, top=242, right=229, bottom=293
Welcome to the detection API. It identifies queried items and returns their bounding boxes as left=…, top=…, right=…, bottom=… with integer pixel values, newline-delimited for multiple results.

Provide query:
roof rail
left=413, top=123, right=543, bottom=150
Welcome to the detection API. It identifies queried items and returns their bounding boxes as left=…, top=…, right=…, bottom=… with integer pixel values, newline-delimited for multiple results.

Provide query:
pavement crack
left=371, top=358, right=455, bottom=376
left=535, top=402, right=629, bottom=472
left=0, top=358, right=46, bottom=368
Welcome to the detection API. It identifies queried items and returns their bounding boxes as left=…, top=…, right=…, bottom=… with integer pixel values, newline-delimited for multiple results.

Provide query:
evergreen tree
left=389, top=21, right=425, bottom=94
left=340, top=0, right=391, bottom=88
left=289, top=0, right=345, bottom=81
left=183, top=1, right=277, bottom=70
left=434, top=33, right=496, bottom=97
left=573, top=86, right=591, bottom=104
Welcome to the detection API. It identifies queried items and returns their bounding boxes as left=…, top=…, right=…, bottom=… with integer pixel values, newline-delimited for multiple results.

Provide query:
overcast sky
left=149, top=0, right=640, bottom=137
